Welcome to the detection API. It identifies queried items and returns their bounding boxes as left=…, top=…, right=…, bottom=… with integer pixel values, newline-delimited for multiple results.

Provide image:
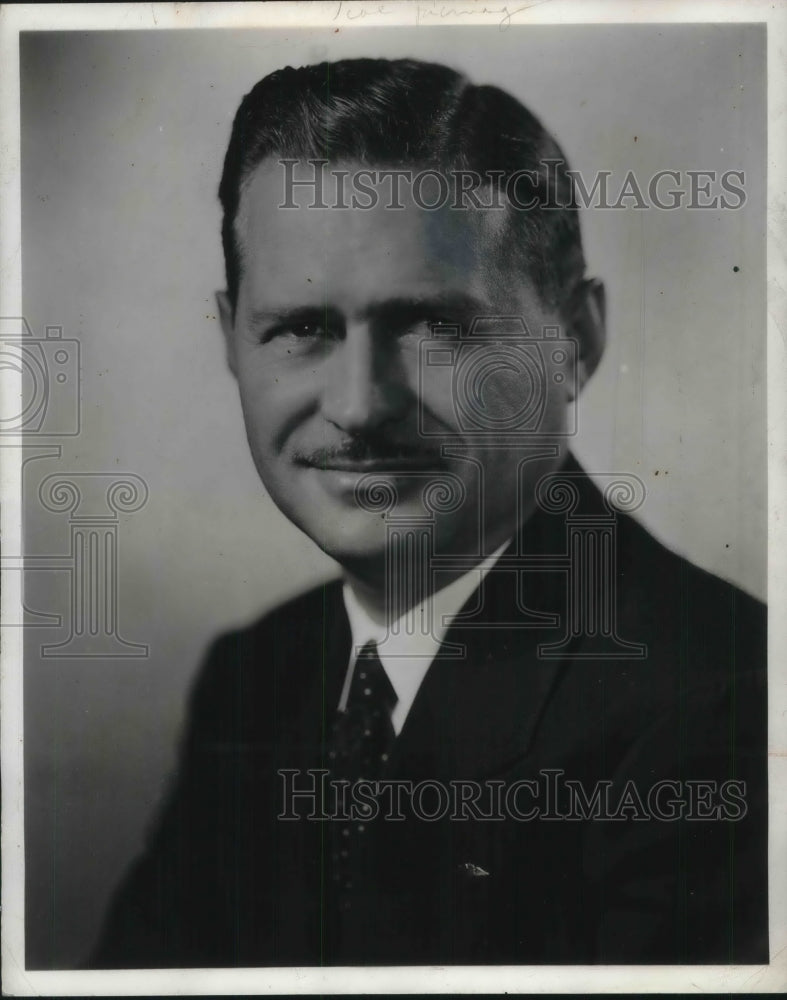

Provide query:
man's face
left=219, top=160, right=591, bottom=577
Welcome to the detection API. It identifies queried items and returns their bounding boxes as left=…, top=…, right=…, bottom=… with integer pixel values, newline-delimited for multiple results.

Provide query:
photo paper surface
left=1, top=2, right=785, bottom=995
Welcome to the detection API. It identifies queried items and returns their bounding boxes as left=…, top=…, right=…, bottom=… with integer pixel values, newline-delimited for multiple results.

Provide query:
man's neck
left=342, top=533, right=514, bottom=623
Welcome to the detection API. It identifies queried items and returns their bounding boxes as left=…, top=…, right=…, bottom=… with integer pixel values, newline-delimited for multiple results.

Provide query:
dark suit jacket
left=89, top=462, right=767, bottom=967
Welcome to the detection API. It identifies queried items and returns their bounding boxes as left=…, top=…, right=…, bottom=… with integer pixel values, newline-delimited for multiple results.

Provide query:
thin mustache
left=294, top=440, right=443, bottom=467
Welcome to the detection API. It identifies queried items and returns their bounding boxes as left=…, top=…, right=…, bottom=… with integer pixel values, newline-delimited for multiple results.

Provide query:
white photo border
left=1, top=1, right=785, bottom=995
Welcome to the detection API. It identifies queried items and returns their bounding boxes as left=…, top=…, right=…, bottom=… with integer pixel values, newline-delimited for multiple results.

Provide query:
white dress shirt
left=340, top=541, right=510, bottom=734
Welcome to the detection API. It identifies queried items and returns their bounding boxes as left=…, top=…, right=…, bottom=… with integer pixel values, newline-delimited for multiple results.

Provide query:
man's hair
left=219, top=57, right=585, bottom=311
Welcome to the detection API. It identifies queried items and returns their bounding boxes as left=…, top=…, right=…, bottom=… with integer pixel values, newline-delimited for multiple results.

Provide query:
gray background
left=21, top=25, right=766, bottom=967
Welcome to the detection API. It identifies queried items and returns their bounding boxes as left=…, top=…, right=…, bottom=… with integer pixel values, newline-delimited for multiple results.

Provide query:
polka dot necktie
left=325, top=640, right=398, bottom=922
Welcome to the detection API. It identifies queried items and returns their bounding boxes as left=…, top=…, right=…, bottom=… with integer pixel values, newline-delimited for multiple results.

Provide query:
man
left=90, top=58, right=767, bottom=967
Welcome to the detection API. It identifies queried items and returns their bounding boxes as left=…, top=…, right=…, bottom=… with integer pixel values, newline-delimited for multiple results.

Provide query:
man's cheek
left=417, top=366, right=457, bottom=431
left=238, top=366, right=292, bottom=417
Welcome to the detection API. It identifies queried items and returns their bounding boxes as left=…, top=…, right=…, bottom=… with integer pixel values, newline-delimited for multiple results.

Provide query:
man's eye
left=426, top=317, right=461, bottom=334
left=264, top=321, right=336, bottom=343
left=282, top=322, right=324, bottom=338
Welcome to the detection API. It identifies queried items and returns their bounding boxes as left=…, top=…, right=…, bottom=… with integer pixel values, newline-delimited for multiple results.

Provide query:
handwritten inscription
left=331, top=0, right=550, bottom=30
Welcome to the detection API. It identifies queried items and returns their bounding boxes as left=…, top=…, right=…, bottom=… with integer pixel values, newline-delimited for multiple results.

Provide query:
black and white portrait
left=2, top=3, right=784, bottom=995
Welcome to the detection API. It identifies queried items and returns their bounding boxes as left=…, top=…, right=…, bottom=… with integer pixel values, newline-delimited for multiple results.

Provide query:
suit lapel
left=392, top=456, right=603, bottom=780
left=274, top=581, right=351, bottom=766
left=392, top=517, right=569, bottom=779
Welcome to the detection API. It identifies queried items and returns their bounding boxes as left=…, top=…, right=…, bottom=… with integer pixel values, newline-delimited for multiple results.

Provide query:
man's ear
left=215, top=290, right=238, bottom=378
left=563, top=278, right=606, bottom=397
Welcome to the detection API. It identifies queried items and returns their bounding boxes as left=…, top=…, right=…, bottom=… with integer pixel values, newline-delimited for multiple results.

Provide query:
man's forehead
left=236, top=158, right=512, bottom=280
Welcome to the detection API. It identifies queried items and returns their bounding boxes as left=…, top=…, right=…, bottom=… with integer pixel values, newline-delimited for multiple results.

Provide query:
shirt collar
left=341, top=540, right=510, bottom=728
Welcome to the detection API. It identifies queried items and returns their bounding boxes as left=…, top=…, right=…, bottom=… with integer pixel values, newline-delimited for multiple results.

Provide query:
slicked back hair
left=219, top=58, right=585, bottom=312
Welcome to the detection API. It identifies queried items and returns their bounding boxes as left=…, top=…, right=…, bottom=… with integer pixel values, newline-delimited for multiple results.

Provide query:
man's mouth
left=294, top=443, right=444, bottom=474
left=312, top=456, right=441, bottom=473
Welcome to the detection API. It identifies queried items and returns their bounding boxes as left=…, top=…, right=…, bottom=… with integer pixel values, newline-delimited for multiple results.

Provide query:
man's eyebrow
left=244, top=305, right=340, bottom=329
left=243, top=293, right=490, bottom=330
left=364, top=292, right=490, bottom=321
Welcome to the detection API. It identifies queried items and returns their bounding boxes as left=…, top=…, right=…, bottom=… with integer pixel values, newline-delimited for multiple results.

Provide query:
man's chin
left=303, top=519, right=392, bottom=571
left=271, top=477, right=385, bottom=560
left=280, top=470, right=435, bottom=565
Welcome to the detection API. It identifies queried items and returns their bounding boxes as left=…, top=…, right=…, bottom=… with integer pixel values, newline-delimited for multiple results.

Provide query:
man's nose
left=322, top=324, right=409, bottom=434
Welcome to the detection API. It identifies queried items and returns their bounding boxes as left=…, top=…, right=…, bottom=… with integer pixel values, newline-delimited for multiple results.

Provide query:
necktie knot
left=346, top=640, right=397, bottom=718
left=328, top=640, right=397, bottom=781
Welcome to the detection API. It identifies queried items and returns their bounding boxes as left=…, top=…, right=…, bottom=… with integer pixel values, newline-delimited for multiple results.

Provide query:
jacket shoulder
left=600, top=511, right=768, bottom=769
left=206, top=579, right=343, bottom=660
left=618, top=510, right=765, bottom=663
left=184, top=579, right=345, bottom=742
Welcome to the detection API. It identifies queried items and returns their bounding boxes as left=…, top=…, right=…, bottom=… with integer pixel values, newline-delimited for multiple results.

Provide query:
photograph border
left=1, top=1, right=785, bottom=994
